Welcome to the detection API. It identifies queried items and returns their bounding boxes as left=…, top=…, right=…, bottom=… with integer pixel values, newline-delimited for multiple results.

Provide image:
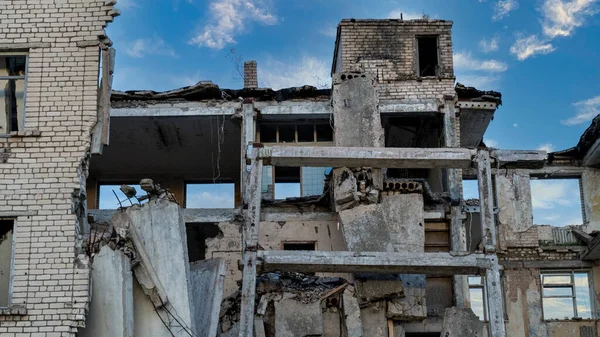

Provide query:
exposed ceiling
left=90, top=116, right=241, bottom=182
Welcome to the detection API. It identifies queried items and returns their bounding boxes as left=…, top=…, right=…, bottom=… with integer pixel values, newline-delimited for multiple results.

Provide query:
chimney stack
left=244, top=60, right=258, bottom=89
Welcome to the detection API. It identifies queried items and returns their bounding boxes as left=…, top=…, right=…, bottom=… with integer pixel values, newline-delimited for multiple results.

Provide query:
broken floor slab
left=190, top=259, right=227, bottom=337
left=440, top=307, right=484, bottom=337
left=356, top=279, right=404, bottom=305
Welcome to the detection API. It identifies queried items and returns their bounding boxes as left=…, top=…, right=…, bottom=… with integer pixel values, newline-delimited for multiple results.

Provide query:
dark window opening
left=297, top=124, right=315, bottom=142
left=1, top=55, right=27, bottom=134
left=278, top=125, right=296, bottom=143
left=186, top=223, right=222, bottom=262
left=283, top=242, right=316, bottom=250
left=417, top=36, right=438, bottom=77
left=0, top=219, right=15, bottom=307
left=260, top=124, right=277, bottom=142
left=316, top=124, right=333, bottom=142
left=406, top=333, right=441, bottom=337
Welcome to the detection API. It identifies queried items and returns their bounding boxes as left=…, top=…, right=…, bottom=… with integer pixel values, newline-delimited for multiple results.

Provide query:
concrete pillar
left=189, top=259, right=226, bottom=337
left=244, top=61, right=258, bottom=89
left=78, top=246, right=133, bottom=337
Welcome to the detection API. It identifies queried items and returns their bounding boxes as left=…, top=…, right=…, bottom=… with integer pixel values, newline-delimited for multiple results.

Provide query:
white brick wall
left=0, top=1, right=115, bottom=336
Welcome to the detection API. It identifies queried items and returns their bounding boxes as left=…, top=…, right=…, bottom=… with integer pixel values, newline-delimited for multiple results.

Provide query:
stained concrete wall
left=205, top=218, right=346, bottom=298
left=190, top=259, right=226, bottom=337
left=79, top=246, right=133, bottom=337
left=119, top=200, right=196, bottom=336
left=582, top=168, right=600, bottom=231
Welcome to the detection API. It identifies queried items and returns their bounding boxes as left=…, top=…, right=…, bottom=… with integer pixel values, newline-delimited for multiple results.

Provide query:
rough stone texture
left=387, top=285, right=427, bottom=321
left=582, top=168, right=600, bottom=231
left=356, top=279, right=404, bottom=304
left=440, top=307, right=484, bottom=337
left=359, top=300, right=388, bottom=337
left=218, top=322, right=239, bottom=337
left=332, top=73, right=384, bottom=148
left=340, top=194, right=424, bottom=253
left=244, top=61, right=258, bottom=89
left=0, top=1, right=116, bottom=334
left=190, top=259, right=226, bottom=337
left=343, top=287, right=363, bottom=337
left=274, top=296, right=323, bottom=337
left=120, top=200, right=196, bottom=336
left=333, top=168, right=359, bottom=211
left=78, top=246, right=133, bottom=337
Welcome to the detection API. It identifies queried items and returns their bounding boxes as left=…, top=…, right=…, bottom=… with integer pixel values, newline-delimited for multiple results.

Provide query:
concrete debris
left=386, top=286, right=427, bottom=320
left=343, top=287, right=363, bottom=337
left=274, top=296, right=323, bottom=337
left=440, top=307, right=484, bottom=336
left=138, top=178, right=177, bottom=202
left=455, top=82, right=502, bottom=105
left=333, top=167, right=384, bottom=212
left=356, top=279, right=404, bottom=305
left=119, top=184, right=137, bottom=198
left=256, top=272, right=347, bottom=304
left=360, top=301, right=389, bottom=337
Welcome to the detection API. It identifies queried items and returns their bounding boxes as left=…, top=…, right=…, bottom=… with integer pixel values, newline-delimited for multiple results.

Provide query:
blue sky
left=107, top=0, right=598, bottom=222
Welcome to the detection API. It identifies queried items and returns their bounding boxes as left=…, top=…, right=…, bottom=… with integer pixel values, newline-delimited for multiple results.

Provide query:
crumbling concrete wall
left=205, top=218, right=346, bottom=298
left=334, top=19, right=455, bottom=100
left=78, top=246, right=133, bottom=337
left=0, top=0, right=117, bottom=334
left=503, top=269, right=548, bottom=337
left=582, top=168, right=600, bottom=231
left=190, top=259, right=226, bottom=337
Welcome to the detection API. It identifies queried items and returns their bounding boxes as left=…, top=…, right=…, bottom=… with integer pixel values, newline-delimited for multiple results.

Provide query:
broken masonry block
left=440, top=307, right=484, bottom=337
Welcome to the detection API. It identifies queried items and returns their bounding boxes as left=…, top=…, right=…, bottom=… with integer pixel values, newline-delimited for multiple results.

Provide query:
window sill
left=0, top=129, right=41, bottom=138
left=0, top=305, right=27, bottom=316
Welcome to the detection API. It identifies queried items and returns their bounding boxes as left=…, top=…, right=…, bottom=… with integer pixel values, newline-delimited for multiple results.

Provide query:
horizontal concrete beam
left=255, top=101, right=332, bottom=118
left=110, top=102, right=241, bottom=117
left=89, top=208, right=241, bottom=224
left=456, top=101, right=497, bottom=110
left=258, top=146, right=476, bottom=169
left=256, top=251, right=492, bottom=275
left=489, top=149, right=547, bottom=169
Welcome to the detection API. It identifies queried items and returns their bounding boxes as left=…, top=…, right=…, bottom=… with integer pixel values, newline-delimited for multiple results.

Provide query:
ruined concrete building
left=1, top=2, right=599, bottom=336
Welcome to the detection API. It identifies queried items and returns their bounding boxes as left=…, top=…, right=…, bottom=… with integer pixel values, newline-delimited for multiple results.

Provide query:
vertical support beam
left=241, top=103, right=255, bottom=204
left=91, top=47, right=115, bottom=155
left=485, top=254, right=506, bottom=337
left=239, top=150, right=262, bottom=337
left=443, top=102, right=468, bottom=308
left=476, top=149, right=497, bottom=252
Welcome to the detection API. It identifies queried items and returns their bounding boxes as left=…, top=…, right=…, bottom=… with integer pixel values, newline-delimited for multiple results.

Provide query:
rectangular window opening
left=186, top=223, right=222, bottom=262
left=0, top=219, right=14, bottom=307
left=530, top=178, right=584, bottom=227
left=297, top=124, right=315, bottom=142
left=468, top=276, right=487, bottom=321
left=98, top=184, right=149, bottom=209
left=316, top=123, right=333, bottom=142
left=541, top=270, right=594, bottom=320
left=259, top=124, right=277, bottom=143
left=417, top=36, right=438, bottom=77
left=282, top=241, right=316, bottom=251
left=0, top=55, right=27, bottom=134
left=275, top=167, right=301, bottom=199
left=278, top=124, right=296, bottom=143
left=186, top=183, right=235, bottom=209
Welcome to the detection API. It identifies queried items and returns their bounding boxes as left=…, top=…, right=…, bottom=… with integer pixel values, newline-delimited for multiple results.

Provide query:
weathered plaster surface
left=582, top=168, right=600, bottom=231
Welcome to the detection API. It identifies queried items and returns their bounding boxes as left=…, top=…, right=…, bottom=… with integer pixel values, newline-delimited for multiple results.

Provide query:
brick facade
left=0, top=1, right=116, bottom=335
left=333, top=19, right=456, bottom=100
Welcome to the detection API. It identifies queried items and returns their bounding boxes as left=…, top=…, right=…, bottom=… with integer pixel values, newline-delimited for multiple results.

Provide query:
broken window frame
left=257, top=122, right=334, bottom=144
left=541, top=270, right=595, bottom=320
left=415, top=35, right=439, bottom=78
left=0, top=218, right=16, bottom=308
left=0, top=53, right=28, bottom=135
left=468, top=276, right=488, bottom=321
left=96, top=182, right=150, bottom=209
left=528, top=176, right=586, bottom=227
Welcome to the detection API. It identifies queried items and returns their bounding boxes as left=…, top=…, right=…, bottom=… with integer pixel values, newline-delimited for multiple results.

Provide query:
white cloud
left=541, top=0, right=598, bottom=38
left=531, top=179, right=583, bottom=226
left=454, top=74, right=500, bottom=90
left=509, top=34, right=555, bottom=60
left=493, top=0, right=519, bottom=20
left=479, top=36, right=500, bottom=53
left=189, top=0, right=278, bottom=49
left=484, top=138, right=500, bottom=148
left=561, top=95, right=600, bottom=125
left=513, top=123, right=519, bottom=127
left=453, top=52, right=508, bottom=72
left=124, top=37, right=177, bottom=58
left=186, top=191, right=234, bottom=208
left=260, top=55, right=331, bottom=90
left=387, top=10, right=425, bottom=20
left=538, top=143, right=555, bottom=152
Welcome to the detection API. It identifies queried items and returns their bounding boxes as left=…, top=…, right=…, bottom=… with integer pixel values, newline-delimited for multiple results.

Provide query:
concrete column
left=190, top=259, right=227, bottom=337
left=241, top=103, right=255, bottom=204
left=582, top=168, right=600, bottom=231
left=443, top=102, right=468, bottom=308
left=78, top=246, right=133, bottom=337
